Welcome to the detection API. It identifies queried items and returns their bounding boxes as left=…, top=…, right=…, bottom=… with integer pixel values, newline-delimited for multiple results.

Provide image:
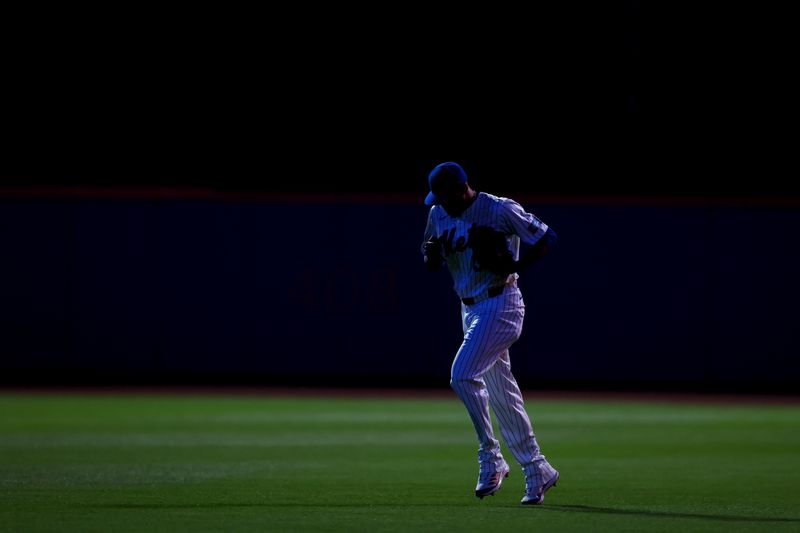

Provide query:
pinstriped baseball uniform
left=421, top=191, right=556, bottom=486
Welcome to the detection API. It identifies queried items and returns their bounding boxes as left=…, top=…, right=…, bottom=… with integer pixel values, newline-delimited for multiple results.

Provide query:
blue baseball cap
left=424, top=162, right=468, bottom=205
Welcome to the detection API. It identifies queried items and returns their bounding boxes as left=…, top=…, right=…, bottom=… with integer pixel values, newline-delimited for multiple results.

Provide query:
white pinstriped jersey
left=421, top=192, right=549, bottom=300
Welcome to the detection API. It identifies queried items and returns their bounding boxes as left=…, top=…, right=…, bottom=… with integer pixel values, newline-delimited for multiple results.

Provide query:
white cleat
left=521, top=470, right=559, bottom=505
left=475, top=462, right=510, bottom=499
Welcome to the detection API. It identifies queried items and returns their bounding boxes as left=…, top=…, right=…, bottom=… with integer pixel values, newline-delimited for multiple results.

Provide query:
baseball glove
left=467, top=225, right=516, bottom=275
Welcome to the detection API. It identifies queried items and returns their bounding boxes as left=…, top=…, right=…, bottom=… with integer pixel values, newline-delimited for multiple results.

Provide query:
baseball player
left=420, top=161, right=559, bottom=505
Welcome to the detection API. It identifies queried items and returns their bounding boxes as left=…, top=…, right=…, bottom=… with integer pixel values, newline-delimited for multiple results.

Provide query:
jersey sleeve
left=500, top=199, right=549, bottom=246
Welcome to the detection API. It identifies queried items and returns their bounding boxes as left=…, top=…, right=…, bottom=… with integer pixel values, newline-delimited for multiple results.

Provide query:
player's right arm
left=421, top=207, right=444, bottom=272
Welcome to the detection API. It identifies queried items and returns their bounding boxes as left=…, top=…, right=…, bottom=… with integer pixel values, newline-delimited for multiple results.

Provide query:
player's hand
left=424, top=237, right=444, bottom=272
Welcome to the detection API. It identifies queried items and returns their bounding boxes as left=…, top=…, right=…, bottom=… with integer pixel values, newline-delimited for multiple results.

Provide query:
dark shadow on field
left=92, top=503, right=799, bottom=523
left=543, top=504, right=800, bottom=523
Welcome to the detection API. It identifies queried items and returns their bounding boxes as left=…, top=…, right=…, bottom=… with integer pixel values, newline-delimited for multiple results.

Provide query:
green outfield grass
left=0, top=392, right=798, bottom=532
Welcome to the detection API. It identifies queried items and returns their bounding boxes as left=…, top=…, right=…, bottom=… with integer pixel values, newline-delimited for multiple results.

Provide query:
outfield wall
left=1, top=192, right=798, bottom=392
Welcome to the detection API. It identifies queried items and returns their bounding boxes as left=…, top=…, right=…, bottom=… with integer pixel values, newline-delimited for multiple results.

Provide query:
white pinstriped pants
left=450, top=285, right=544, bottom=471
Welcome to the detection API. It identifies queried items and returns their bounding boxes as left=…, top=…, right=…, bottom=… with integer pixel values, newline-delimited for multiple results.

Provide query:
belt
left=461, top=285, right=505, bottom=306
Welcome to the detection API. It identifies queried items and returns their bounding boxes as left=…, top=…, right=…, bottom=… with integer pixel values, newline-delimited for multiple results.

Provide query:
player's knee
left=450, top=373, right=478, bottom=390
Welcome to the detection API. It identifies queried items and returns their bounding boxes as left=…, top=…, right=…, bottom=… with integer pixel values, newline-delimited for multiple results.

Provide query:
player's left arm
left=500, top=199, right=558, bottom=271
left=516, top=226, right=557, bottom=269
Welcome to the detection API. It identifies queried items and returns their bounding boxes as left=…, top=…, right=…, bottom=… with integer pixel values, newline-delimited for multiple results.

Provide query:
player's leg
left=450, top=294, right=524, bottom=481
left=451, top=308, right=501, bottom=468
left=484, top=349, right=542, bottom=466
left=484, top=346, right=559, bottom=504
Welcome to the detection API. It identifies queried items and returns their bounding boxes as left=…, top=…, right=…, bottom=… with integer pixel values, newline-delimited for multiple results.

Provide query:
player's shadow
left=92, top=503, right=799, bottom=523
left=543, top=504, right=800, bottom=524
